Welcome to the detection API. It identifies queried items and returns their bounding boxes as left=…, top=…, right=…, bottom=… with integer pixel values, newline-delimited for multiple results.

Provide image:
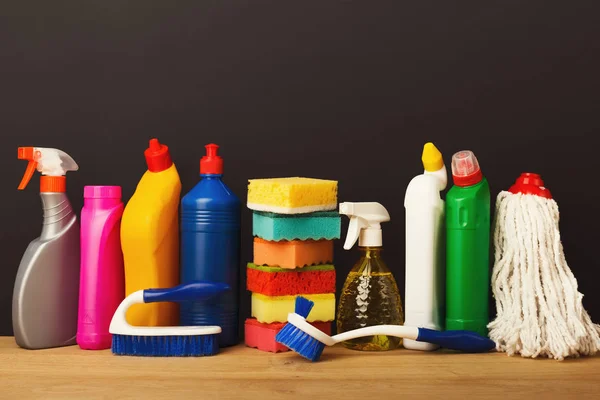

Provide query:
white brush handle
left=331, top=325, right=419, bottom=343
left=109, top=290, right=144, bottom=334
left=286, top=313, right=419, bottom=347
left=109, top=290, right=221, bottom=337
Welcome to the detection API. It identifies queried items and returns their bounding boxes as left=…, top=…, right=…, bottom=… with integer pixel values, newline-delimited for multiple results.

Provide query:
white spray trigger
left=342, top=214, right=369, bottom=250
left=339, top=202, right=390, bottom=249
left=35, top=148, right=79, bottom=176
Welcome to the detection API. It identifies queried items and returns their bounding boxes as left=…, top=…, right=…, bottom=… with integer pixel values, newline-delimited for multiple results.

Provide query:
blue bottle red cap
left=200, top=144, right=223, bottom=175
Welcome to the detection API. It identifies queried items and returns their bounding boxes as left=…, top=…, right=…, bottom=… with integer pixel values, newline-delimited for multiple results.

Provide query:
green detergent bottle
left=445, top=150, right=490, bottom=337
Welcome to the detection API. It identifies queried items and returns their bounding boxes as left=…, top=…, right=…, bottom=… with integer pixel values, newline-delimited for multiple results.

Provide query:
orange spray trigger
left=17, top=147, right=38, bottom=190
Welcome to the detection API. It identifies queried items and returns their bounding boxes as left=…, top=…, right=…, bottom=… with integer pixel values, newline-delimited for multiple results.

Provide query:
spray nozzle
left=17, top=147, right=78, bottom=190
left=339, top=202, right=390, bottom=249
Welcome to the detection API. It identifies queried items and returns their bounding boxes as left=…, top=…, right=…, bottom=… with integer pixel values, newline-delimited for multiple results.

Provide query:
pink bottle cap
left=84, top=186, right=122, bottom=199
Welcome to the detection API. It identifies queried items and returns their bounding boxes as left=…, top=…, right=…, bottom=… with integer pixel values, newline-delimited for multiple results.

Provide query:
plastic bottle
left=77, top=186, right=125, bottom=350
left=13, top=147, right=80, bottom=349
left=337, top=202, right=404, bottom=351
left=121, top=139, right=181, bottom=326
left=403, top=142, right=447, bottom=351
left=180, top=144, right=241, bottom=347
left=445, top=150, right=490, bottom=337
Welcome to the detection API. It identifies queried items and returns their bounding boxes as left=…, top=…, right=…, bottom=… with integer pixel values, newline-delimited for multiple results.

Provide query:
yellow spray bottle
left=336, top=202, right=404, bottom=351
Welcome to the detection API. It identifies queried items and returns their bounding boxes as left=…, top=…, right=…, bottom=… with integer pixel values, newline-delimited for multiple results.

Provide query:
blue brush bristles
left=111, top=334, right=219, bottom=357
left=275, top=296, right=326, bottom=362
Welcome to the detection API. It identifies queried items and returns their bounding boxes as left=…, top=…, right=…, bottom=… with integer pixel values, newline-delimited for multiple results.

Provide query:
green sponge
left=252, top=211, right=341, bottom=241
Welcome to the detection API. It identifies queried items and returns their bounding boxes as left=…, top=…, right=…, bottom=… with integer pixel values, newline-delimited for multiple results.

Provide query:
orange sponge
left=244, top=318, right=332, bottom=353
left=253, top=238, right=333, bottom=269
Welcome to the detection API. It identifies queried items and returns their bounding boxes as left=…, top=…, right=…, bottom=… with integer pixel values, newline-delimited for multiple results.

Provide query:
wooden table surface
left=1, top=337, right=599, bottom=399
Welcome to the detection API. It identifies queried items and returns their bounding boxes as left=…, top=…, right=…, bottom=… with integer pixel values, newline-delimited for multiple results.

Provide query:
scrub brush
left=276, top=296, right=496, bottom=362
left=109, top=281, right=229, bottom=357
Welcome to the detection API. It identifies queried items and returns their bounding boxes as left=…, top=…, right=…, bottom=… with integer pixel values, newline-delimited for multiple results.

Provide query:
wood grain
left=1, top=337, right=599, bottom=399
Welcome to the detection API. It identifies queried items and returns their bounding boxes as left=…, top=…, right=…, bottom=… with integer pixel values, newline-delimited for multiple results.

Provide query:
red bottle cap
left=144, top=138, right=173, bottom=173
left=451, top=150, right=483, bottom=187
left=200, top=143, right=223, bottom=175
left=40, top=176, right=66, bottom=193
left=508, top=173, right=552, bottom=199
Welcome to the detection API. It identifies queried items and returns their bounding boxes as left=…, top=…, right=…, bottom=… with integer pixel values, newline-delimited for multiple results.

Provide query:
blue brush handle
left=417, top=328, right=496, bottom=353
left=143, top=282, right=230, bottom=304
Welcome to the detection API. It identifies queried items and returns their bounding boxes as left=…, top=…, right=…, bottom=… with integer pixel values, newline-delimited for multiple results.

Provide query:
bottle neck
left=40, top=192, right=75, bottom=239
left=358, top=246, right=383, bottom=259
left=201, top=174, right=222, bottom=179
left=452, top=171, right=483, bottom=187
left=40, top=176, right=66, bottom=193
left=84, top=197, right=122, bottom=209
left=424, top=165, right=448, bottom=191
left=358, top=227, right=382, bottom=247
left=354, top=246, right=390, bottom=275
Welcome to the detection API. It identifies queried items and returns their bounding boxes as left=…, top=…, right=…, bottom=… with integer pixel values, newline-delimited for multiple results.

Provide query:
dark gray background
left=1, top=1, right=599, bottom=337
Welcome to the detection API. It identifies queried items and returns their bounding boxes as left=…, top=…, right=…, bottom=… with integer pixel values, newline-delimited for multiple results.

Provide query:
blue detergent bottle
left=180, top=143, right=241, bottom=347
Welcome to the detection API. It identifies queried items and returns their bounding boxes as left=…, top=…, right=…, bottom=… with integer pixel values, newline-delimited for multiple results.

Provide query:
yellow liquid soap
left=337, top=247, right=404, bottom=351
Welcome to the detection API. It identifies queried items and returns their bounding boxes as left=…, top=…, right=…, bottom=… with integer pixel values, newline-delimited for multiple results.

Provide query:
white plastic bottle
left=403, top=142, right=447, bottom=351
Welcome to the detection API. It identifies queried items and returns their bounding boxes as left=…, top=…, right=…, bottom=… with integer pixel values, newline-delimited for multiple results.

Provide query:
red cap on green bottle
left=451, top=150, right=483, bottom=187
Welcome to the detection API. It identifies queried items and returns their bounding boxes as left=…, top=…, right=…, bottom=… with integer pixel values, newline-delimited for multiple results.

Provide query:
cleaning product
left=247, top=177, right=338, bottom=214
left=251, top=293, right=335, bottom=323
left=489, top=173, right=600, bottom=360
left=121, top=138, right=181, bottom=327
left=445, top=150, right=490, bottom=337
left=245, top=318, right=332, bottom=353
left=253, top=238, right=333, bottom=269
left=77, top=186, right=125, bottom=350
left=110, top=282, right=230, bottom=357
left=277, top=297, right=496, bottom=362
left=247, top=263, right=336, bottom=296
left=13, top=147, right=80, bottom=349
left=403, top=143, right=447, bottom=351
left=180, top=144, right=241, bottom=347
left=337, top=202, right=404, bottom=351
left=253, top=211, right=341, bottom=241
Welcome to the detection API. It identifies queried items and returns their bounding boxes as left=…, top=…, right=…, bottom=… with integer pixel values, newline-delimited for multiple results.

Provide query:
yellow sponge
left=251, top=293, right=335, bottom=323
left=247, top=177, right=338, bottom=214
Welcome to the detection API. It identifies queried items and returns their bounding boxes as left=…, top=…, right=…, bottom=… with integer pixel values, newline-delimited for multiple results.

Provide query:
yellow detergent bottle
left=121, top=138, right=181, bottom=326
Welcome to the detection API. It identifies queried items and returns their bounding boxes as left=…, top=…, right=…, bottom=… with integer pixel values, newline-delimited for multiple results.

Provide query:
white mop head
left=489, top=191, right=600, bottom=360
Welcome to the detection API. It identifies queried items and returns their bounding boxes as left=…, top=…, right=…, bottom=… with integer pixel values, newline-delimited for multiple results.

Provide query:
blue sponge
left=253, top=211, right=341, bottom=241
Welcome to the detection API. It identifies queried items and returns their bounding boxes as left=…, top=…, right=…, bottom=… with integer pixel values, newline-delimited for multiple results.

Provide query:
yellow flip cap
left=422, top=142, right=444, bottom=172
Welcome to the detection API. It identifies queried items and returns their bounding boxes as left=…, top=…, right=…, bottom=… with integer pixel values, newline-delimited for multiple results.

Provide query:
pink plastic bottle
left=77, top=186, right=125, bottom=350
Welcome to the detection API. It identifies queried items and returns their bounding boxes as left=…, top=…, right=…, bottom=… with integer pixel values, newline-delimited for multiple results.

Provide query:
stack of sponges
left=245, top=178, right=340, bottom=352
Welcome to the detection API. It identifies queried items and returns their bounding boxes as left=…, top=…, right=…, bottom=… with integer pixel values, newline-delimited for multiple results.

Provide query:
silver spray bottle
left=13, top=147, right=80, bottom=349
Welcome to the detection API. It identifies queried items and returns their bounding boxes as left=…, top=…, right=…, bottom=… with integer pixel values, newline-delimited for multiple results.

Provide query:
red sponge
left=247, top=263, right=336, bottom=296
left=245, top=318, right=332, bottom=353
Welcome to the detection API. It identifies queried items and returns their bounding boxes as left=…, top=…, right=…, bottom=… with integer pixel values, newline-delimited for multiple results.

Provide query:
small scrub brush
left=276, top=296, right=496, bottom=362
left=109, top=281, right=229, bottom=357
